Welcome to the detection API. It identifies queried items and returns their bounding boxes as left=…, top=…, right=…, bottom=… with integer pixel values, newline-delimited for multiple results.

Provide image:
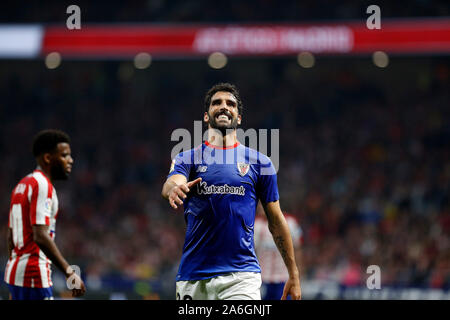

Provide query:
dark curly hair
left=32, top=129, right=71, bottom=157
left=204, top=83, right=243, bottom=116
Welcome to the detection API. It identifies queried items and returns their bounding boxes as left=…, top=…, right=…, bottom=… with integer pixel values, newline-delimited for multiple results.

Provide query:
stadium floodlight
left=297, top=52, right=315, bottom=68
left=45, top=52, right=61, bottom=69
left=208, top=52, right=227, bottom=69
left=372, top=51, right=389, bottom=68
left=134, top=52, right=152, bottom=69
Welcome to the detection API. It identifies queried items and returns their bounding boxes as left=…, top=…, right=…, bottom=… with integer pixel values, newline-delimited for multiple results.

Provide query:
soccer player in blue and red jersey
left=162, top=83, right=301, bottom=300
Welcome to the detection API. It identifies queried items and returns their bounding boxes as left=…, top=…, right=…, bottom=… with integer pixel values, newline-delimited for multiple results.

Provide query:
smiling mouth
left=215, top=113, right=231, bottom=121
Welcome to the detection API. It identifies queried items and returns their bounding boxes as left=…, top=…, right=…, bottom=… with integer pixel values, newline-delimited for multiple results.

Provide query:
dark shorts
left=7, top=283, right=53, bottom=300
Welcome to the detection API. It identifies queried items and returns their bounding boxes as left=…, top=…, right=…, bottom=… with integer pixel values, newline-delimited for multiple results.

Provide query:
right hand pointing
left=168, top=177, right=202, bottom=209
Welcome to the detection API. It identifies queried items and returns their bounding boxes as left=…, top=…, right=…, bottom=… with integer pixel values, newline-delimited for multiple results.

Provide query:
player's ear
left=43, top=153, right=52, bottom=165
left=204, top=112, right=209, bottom=123
left=237, top=114, right=242, bottom=125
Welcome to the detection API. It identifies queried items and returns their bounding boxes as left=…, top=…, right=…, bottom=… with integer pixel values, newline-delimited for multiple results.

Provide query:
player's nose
left=219, top=99, right=230, bottom=109
left=219, top=106, right=231, bottom=114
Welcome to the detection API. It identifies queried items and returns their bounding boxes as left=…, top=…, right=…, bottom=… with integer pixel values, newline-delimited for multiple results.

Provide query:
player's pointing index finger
left=187, top=177, right=202, bottom=188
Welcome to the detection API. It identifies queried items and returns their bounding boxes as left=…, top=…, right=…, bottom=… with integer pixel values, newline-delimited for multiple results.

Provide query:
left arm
left=262, top=200, right=302, bottom=300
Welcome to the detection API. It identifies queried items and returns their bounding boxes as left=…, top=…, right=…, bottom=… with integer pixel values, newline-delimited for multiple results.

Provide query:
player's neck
left=206, top=129, right=238, bottom=148
left=36, top=165, right=53, bottom=183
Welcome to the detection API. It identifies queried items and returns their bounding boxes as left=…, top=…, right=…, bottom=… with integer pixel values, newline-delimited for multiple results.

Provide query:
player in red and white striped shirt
left=4, top=129, right=85, bottom=300
left=254, top=203, right=303, bottom=300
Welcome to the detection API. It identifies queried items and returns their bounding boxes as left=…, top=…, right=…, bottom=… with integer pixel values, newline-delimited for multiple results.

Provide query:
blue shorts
left=7, top=284, right=53, bottom=300
left=261, top=282, right=291, bottom=300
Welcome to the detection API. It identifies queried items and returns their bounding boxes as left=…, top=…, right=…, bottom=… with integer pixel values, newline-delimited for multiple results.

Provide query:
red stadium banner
left=0, top=18, right=449, bottom=58
left=41, top=18, right=450, bottom=57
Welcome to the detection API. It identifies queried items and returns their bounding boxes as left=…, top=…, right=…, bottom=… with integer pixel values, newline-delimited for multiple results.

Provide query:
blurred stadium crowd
left=0, top=55, right=448, bottom=299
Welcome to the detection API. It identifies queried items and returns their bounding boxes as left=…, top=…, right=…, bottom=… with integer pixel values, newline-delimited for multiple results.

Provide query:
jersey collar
left=204, top=140, right=240, bottom=150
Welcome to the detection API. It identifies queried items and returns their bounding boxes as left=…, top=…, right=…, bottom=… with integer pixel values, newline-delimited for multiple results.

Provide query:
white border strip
left=0, top=25, right=43, bottom=58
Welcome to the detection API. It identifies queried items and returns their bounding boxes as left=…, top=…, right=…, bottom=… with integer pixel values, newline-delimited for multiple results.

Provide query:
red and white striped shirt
left=254, top=213, right=303, bottom=283
left=4, top=169, right=59, bottom=288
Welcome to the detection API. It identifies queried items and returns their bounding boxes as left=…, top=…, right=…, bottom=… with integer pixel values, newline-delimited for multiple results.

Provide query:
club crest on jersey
left=44, top=198, right=52, bottom=212
left=237, top=163, right=250, bottom=176
left=169, top=159, right=175, bottom=173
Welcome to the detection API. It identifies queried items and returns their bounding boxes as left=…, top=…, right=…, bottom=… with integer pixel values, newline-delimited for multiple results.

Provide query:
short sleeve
left=167, top=151, right=193, bottom=179
left=257, top=157, right=280, bottom=204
